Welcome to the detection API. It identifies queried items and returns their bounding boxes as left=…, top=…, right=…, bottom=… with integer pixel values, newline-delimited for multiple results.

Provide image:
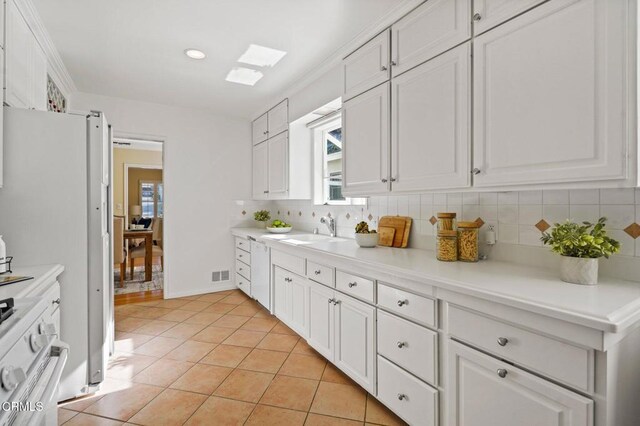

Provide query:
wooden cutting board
left=401, top=217, right=412, bottom=248
left=379, top=216, right=410, bottom=248
left=377, top=226, right=396, bottom=247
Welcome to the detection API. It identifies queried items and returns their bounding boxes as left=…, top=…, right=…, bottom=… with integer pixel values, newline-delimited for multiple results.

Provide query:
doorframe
left=123, top=163, right=163, bottom=225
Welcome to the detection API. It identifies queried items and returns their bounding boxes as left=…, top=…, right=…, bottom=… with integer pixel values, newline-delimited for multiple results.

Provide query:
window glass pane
left=141, top=182, right=155, bottom=218
left=157, top=184, right=164, bottom=218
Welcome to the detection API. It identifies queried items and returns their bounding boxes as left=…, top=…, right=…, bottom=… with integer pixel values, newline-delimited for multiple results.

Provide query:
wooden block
left=379, top=216, right=408, bottom=247
left=378, top=226, right=396, bottom=247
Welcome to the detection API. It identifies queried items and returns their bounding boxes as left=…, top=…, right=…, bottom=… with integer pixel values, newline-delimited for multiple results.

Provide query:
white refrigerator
left=0, top=107, right=113, bottom=401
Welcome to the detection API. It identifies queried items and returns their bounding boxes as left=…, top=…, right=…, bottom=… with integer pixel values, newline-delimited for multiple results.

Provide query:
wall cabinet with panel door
left=5, top=0, right=47, bottom=111
left=252, top=99, right=288, bottom=145
left=447, top=340, right=593, bottom=426
left=341, top=82, right=390, bottom=197
left=472, top=0, right=632, bottom=188
left=342, top=30, right=390, bottom=101
left=390, top=0, right=470, bottom=77
left=252, top=113, right=268, bottom=145
left=266, top=131, right=288, bottom=199
left=391, top=43, right=471, bottom=192
left=472, top=0, right=546, bottom=35
left=252, top=141, right=269, bottom=200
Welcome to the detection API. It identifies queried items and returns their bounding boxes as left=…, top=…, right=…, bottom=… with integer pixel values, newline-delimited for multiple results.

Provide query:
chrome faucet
left=320, top=216, right=336, bottom=237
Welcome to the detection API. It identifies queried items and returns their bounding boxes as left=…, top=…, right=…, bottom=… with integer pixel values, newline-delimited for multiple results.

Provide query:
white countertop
left=232, top=227, right=640, bottom=333
left=0, top=264, right=64, bottom=300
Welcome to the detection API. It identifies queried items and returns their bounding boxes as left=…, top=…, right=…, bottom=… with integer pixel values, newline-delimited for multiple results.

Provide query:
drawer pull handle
left=52, top=298, right=61, bottom=305
left=315, top=270, right=321, bottom=275
left=497, top=337, right=509, bottom=347
left=348, top=282, right=357, bottom=288
left=333, top=300, right=340, bottom=305
left=397, top=341, right=407, bottom=349
left=473, top=13, right=482, bottom=21
left=397, top=393, right=407, bottom=401
left=328, top=298, right=335, bottom=304
left=397, top=299, right=408, bottom=307
left=497, top=368, right=508, bottom=378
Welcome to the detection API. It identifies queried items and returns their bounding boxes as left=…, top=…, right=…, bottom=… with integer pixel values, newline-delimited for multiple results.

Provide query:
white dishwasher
left=250, top=238, right=270, bottom=310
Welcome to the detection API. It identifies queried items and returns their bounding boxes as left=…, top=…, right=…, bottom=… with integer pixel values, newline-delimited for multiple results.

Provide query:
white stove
left=0, top=297, right=68, bottom=426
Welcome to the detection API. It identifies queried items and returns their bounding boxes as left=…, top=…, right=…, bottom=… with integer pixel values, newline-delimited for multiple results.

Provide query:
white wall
left=70, top=92, right=251, bottom=297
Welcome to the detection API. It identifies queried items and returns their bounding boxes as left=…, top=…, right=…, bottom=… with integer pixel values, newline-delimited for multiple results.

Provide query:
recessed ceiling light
left=184, top=49, right=206, bottom=60
left=238, top=44, right=287, bottom=67
left=225, top=67, right=264, bottom=86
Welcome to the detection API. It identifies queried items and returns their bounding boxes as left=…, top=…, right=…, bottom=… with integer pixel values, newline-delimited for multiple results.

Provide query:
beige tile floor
left=58, top=289, right=407, bottom=425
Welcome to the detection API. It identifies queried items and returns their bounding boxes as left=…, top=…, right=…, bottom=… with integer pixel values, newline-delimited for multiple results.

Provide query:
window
left=140, top=181, right=163, bottom=218
left=311, top=113, right=364, bottom=206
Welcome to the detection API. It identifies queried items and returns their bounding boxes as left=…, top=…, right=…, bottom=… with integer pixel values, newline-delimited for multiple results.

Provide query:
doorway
left=111, top=137, right=165, bottom=299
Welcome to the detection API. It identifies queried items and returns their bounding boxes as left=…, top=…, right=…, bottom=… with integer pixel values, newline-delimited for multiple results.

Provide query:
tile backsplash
left=232, top=188, right=640, bottom=258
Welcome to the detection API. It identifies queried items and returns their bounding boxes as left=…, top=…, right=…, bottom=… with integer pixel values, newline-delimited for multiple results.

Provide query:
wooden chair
left=130, top=217, right=163, bottom=278
left=113, top=217, right=127, bottom=287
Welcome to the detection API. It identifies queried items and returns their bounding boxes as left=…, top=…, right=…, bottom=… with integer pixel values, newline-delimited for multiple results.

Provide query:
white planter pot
left=559, top=256, right=599, bottom=285
left=355, top=233, right=379, bottom=248
left=255, top=220, right=267, bottom=229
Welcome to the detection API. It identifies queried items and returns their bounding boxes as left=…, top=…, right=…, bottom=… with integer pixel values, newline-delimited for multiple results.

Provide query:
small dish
left=355, top=233, right=379, bottom=248
left=266, top=227, right=293, bottom=234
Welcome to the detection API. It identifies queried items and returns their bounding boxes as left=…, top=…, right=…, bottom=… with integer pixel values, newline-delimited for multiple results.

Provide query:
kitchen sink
left=280, top=234, right=348, bottom=245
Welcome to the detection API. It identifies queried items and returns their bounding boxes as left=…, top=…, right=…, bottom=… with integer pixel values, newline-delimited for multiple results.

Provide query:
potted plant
left=540, top=217, right=620, bottom=285
left=354, top=221, right=378, bottom=248
left=253, top=210, right=271, bottom=228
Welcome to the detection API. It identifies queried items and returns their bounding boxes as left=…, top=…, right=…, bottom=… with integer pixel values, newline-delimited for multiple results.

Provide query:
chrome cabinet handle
left=315, top=270, right=321, bottom=275
left=397, top=393, right=407, bottom=401
left=381, top=178, right=388, bottom=183
left=397, top=341, right=406, bottom=348
left=390, top=61, right=397, bottom=66
left=390, top=177, right=397, bottom=182
left=328, top=298, right=334, bottom=304
left=381, top=66, right=387, bottom=71
left=473, top=13, right=482, bottom=21
left=52, top=298, right=61, bottom=305
left=471, top=168, right=481, bottom=175
left=497, top=337, right=509, bottom=347
left=239, top=254, right=243, bottom=257
left=497, top=368, right=508, bottom=378
left=263, top=190, right=269, bottom=194
left=348, top=282, right=357, bottom=288
left=333, top=299, right=340, bottom=305
left=397, top=299, right=408, bottom=307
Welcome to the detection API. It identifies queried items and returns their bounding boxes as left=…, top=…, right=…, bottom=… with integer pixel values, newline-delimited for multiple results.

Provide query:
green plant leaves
left=540, top=217, right=620, bottom=259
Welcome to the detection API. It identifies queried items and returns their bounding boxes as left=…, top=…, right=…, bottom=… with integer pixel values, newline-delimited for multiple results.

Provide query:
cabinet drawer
left=306, top=260, right=335, bottom=288
left=235, top=247, right=250, bottom=266
left=236, top=273, right=250, bottom=296
left=235, top=237, right=250, bottom=252
left=378, top=283, right=436, bottom=328
left=447, top=304, right=592, bottom=392
left=378, top=310, right=437, bottom=385
left=236, top=261, right=251, bottom=281
left=377, top=355, right=437, bottom=426
left=272, top=249, right=305, bottom=276
left=336, top=270, right=374, bottom=304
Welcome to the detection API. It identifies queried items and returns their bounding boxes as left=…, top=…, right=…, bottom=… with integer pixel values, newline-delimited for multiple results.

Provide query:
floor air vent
left=212, top=270, right=230, bottom=282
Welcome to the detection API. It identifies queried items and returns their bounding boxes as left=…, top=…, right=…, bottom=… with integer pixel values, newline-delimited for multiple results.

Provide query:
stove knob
left=1, top=366, right=26, bottom=391
left=30, top=333, right=48, bottom=352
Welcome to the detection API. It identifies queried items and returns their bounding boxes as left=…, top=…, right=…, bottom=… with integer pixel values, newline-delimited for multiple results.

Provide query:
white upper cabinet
left=342, top=82, right=390, bottom=196
left=473, top=0, right=631, bottom=188
left=391, top=43, right=471, bottom=192
left=252, top=141, right=269, bottom=200
left=267, top=131, right=288, bottom=198
left=472, top=0, right=546, bottom=35
left=252, top=113, right=268, bottom=145
left=342, top=30, right=390, bottom=101
left=391, top=0, right=471, bottom=77
left=447, top=340, right=593, bottom=426
left=267, top=99, right=288, bottom=137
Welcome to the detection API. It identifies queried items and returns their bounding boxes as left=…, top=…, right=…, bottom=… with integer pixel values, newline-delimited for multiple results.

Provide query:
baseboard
left=164, top=281, right=237, bottom=299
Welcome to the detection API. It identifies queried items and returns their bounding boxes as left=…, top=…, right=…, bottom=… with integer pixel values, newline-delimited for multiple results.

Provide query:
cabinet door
left=473, top=0, right=630, bottom=188
left=343, top=30, right=390, bottom=101
left=473, top=0, right=546, bottom=35
left=268, top=99, right=288, bottom=137
left=333, top=292, right=376, bottom=393
left=391, top=0, right=470, bottom=77
left=342, top=82, right=390, bottom=196
left=288, top=274, right=309, bottom=339
left=391, top=43, right=470, bottom=192
left=252, top=141, right=269, bottom=200
left=252, top=113, right=268, bottom=145
left=307, top=281, right=334, bottom=361
left=447, top=340, right=593, bottom=426
left=5, top=0, right=32, bottom=109
left=31, top=42, right=48, bottom=111
left=267, top=131, right=288, bottom=198
left=273, top=267, right=290, bottom=323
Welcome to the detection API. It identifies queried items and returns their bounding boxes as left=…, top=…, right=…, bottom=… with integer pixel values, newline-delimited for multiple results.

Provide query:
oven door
left=8, top=341, right=69, bottom=426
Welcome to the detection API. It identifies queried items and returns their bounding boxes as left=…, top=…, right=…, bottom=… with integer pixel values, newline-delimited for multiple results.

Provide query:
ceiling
left=33, top=0, right=405, bottom=118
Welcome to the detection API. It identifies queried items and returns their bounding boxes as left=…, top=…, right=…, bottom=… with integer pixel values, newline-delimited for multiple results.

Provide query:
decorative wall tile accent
left=625, top=223, right=640, bottom=239
left=535, top=220, right=550, bottom=232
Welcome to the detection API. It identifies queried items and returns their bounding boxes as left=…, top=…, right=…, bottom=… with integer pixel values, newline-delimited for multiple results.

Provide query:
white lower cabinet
left=273, top=266, right=309, bottom=338
left=308, top=280, right=335, bottom=361
left=447, top=340, right=593, bottom=426
left=378, top=355, right=438, bottom=426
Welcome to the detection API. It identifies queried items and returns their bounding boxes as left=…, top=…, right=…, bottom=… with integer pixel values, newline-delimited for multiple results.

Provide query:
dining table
left=123, top=229, right=153, bottom=282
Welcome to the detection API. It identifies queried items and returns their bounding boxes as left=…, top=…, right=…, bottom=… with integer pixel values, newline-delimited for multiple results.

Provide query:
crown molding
left=251, top=0, right=424, bottom=119
left=14, top=0, right=77, bottom=97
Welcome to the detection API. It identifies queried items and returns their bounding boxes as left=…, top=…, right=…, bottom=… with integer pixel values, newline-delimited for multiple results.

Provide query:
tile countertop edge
left=230, top=228, right=640, bottom=334
left=0, top=264, right=65, bottom=300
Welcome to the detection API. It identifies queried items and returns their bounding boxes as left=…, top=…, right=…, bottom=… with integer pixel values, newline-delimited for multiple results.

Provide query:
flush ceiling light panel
left=184, top=48, right=206, bottom=59
left=225, top=67, right=264, bottom=86
left=238, top=44, right=287, bottom=67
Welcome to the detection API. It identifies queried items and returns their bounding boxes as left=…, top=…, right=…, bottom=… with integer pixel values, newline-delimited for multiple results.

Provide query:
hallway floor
left=58, top=289, right=407, bottom=425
